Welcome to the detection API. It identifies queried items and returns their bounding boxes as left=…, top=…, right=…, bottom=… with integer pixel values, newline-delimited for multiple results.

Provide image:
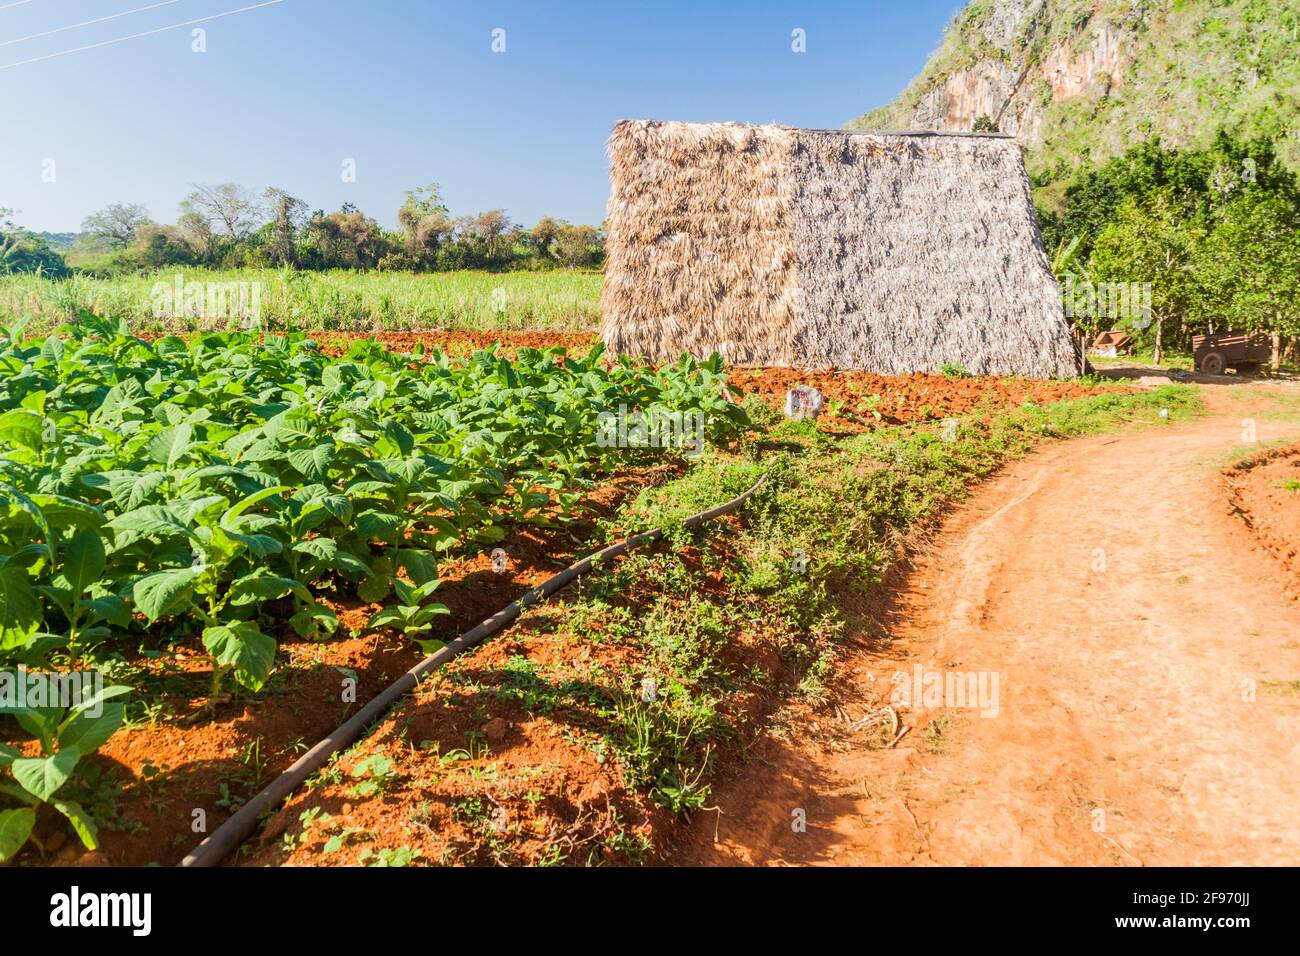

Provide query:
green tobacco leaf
left=228, top=570, right=311, bottom=606
left=62, top=528, right=106, bottom=595
left=147, top=423, right=195, bottom=468
left=202, top=622, right=276, bottom=692
left=367, top=606, right=410, bottom=631
left=40, top=335, right=65, bottom=366
left=132, top=566, right=204, bottom=622
left=0, top=566, right=41, bottom=633
left=396, top=548, right=438, bottom=586
left=289, top=604, right=339, bottom=641
left=0, top=482, right=52, bottom=546
left=0, top=808, right=35, bottom=862
left=357, top=574, right=391, bottom=603
left=221, top=485, right=290, bottom=528
left=57, top=702, right=124, bottom=755
left=0, top=742, right=20, bottom=766
left=287, top=442, right=334, bottom=481
left=355, top=510, right=402, bottom=540
left=107, top=505, right=196, bottom=546
left=95, top=470, right=168, bottom=510
left=0, top=409, right=44, bottom=453
left=11, top=707, right=61, bottom=752
left=81, top=595, right=130, bottom=627
left=292, top=537, right=338, bottom=562
left=50, top=798, right=98, bottom=850
left=29, top=495, right=104, bottom=533
left=11, top=747, right=80, bottom=800
left=97, top=379, right=147, bottom=424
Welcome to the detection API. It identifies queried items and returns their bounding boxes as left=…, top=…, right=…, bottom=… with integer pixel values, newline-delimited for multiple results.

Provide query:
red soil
left=14, top=329, right=1125, bottom=866
left=12, top=465, right=682, bottom=867
left=1225, top=444, right=1300, bottom=599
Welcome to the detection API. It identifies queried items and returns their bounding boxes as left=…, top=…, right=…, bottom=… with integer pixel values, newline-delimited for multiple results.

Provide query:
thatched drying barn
left=601, top=120, right=1077, bottom=378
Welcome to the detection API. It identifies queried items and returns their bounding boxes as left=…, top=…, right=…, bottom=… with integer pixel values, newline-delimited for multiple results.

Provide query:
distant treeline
left=1, top=182, right=604, bottom=278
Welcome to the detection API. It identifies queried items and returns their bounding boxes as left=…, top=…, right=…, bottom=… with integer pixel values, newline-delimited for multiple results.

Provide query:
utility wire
left=0, top=0, right=40, bottom=12
left=0, top=0, right=282, bottom=70
left=1, top=1, right=184, bottom=49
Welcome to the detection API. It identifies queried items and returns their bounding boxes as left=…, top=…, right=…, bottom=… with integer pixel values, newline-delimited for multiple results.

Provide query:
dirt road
left=669, top=389, right=1300, bottom=866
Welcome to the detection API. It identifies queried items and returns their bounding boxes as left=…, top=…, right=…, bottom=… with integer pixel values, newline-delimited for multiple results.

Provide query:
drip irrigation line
left=181, top=471, right=769, bottom=867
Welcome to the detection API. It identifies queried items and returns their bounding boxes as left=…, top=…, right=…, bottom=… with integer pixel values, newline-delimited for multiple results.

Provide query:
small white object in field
left=491, top=548, right=508, bottom=573
left=784, top=385, right=825, bottom=421
left=1160, top=408, right=1169, bottom=419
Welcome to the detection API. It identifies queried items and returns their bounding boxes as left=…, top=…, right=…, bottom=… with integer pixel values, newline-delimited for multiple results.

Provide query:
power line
left=1, top=1, right=185, bottom=49
left=0, top=0, right=283, bottom=70
left=0, top=0, right=40, bottom=11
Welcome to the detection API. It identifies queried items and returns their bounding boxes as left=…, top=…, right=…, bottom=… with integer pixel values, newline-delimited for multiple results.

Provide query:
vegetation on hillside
left=852, top=0, right=1300, bottom=182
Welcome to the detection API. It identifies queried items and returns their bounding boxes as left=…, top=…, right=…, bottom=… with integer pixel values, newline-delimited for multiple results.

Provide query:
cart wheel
left=1201, top=352, right=1225, bottom=375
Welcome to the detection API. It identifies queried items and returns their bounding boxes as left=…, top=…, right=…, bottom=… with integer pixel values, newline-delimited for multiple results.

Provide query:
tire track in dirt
left=667, top=396, right=1300, bottom=866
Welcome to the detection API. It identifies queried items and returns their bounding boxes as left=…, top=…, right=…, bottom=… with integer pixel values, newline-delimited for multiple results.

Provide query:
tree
left=1089, top=191, right=1202, bottom=364
left=1051, top=131, right=1299, bottom=261
left=262, top=187, right=308, bottom=267
left=301, top=208, right=389, bottom=270
left=1195, top=192, right=1300, bottom=368
left=529, top=216, right=561, bottom=258
left=128, top=224, right=197, bottom=269
left=0, top=208, right=70, bottom=277
left=397, top=184, right=453, bottom=267
left=175, top=209, right=217, bottom=263
left=553, top=222, right=602, bottom=267
left=463, top=209, right=512, bottom=264
left=81, top=202, right=152, bottom=249
left=181, top=183, right=266, bottom=242
left=397, top=183, right=448, bottom=230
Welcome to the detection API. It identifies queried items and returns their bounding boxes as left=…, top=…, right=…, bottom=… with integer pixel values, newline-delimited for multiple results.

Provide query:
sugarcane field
left=2, top=0, right=1297, bottom=943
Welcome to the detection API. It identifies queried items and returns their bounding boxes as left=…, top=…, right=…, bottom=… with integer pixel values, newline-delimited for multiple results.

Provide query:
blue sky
left=3, top=0, right=960, bottom=232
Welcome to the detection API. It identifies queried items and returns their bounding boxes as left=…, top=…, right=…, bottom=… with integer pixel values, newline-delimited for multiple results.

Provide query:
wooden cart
left=1192, top=331, right=1271, bottom=375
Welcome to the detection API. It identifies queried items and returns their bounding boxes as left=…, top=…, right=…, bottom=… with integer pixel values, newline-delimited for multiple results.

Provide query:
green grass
left=493, top=382, right=1205, bottom=822
left=0, top=267, right=603, bottom=333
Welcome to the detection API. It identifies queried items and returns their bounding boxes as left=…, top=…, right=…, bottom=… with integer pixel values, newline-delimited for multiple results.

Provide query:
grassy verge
left=256, top=384, right=1201, bottom=866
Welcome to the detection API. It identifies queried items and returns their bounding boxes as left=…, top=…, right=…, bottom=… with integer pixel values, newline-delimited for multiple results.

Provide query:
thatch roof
left=601, top=120, right=1077, bottom=378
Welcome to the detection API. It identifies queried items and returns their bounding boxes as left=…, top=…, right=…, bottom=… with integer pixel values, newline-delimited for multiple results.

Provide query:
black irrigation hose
left=180, top=472, right=769, bottom=867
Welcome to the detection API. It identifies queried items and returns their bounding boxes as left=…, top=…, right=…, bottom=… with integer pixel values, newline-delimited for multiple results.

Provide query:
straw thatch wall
left=601, top=120, right=1077, bottom=378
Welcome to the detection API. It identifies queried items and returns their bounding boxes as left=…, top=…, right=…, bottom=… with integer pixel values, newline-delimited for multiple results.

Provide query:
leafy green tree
left=1089, top=191, right=1202, bottom=364
left=0, top=209, right=70, bottom=277
left=1195, top=192, right=1300, bottom=368
left=80, top=202, right=152, bottom=250
left=261, top=187, right=309, bottom=267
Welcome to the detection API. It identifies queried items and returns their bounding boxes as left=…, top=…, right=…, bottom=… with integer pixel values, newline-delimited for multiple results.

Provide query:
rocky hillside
left=852, top=0, right=1299, bottom=202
